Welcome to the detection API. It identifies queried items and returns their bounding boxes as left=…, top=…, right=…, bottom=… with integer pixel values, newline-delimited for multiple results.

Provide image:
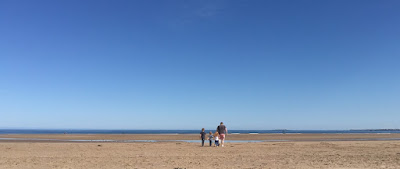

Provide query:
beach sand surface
left=1, top=134, right=400, bottom=168
left=2, top=133, right=400, bottom=141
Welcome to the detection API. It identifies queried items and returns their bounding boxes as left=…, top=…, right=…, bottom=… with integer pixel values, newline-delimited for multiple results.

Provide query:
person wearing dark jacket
left=200, top=128, right=206, bottom=146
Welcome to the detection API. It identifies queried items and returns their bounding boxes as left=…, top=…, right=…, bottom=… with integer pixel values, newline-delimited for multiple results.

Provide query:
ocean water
left=0, top=138, right=270, bottom=143
left=1, top=129, right=399, bottom=134
left=1, top=137, right=400, bottom=143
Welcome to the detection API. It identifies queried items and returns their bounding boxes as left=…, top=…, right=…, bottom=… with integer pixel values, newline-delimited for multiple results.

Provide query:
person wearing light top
left=214, top=131, right=220, bottom=147
left=208, top=131, right=214, bottom=146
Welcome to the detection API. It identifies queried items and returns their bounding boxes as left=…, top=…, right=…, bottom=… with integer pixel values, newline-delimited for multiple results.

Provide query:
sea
left=1, top=129, right=400, bottom=134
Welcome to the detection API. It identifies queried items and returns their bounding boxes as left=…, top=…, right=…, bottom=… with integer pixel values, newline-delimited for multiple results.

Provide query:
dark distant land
left=350, top=129, right=400, bottom=131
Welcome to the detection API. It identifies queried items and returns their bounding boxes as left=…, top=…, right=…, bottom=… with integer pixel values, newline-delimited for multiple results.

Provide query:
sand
left=1, top=134, right=400, bottom=168
left=2, top=133, right=400, bottom=141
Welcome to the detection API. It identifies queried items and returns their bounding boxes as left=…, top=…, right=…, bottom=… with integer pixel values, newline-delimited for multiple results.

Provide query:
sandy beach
left=1, top=134, right=400, bottom=168
left=2, top=133, right=400, bottom=141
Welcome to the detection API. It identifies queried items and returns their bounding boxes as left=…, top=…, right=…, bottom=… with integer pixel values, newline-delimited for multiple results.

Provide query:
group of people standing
left=200, top=122, right=228, bottom=147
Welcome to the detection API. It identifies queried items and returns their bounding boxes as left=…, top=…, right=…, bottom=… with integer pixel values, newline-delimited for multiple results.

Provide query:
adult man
left=217, top=122, right=228, bottom=147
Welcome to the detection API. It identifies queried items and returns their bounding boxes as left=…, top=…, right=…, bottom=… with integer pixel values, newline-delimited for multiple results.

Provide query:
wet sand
left=1, top=134, right=400, bottom=168
left=1, top=133, right=400, bottom=141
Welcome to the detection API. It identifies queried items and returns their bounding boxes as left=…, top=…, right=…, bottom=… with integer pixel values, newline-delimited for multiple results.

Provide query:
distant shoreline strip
left=2, top=137, right=400, bottom=143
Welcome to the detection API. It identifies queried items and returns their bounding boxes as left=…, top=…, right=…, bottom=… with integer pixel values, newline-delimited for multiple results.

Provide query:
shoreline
left=1, top=133, right=400, bottom=143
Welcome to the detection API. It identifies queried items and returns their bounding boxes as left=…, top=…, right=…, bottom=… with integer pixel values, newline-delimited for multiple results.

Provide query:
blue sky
left=1, top=0, right=399, bottom=130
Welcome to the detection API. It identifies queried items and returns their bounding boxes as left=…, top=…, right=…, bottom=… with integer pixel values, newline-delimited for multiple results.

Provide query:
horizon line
left=1, top=128, right=399, bottom=131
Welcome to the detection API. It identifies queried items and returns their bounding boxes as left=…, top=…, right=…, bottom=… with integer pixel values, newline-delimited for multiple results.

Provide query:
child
left=208, top=131, right=213, bottom=146
left=200, top=128, right=206, bottom=146
left=214, top=131, right=220, bottom=147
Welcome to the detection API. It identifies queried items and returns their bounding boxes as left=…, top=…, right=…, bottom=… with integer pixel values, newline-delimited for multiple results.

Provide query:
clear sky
left=1, top=0, right=399, bottom=130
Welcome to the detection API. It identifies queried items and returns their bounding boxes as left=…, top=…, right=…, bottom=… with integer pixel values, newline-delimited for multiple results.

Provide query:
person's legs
left=209, top=140, right=212, bottom=146
left=219, top=134, right=225, bottom=147
left=201, top=139, right=204, bottom=146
